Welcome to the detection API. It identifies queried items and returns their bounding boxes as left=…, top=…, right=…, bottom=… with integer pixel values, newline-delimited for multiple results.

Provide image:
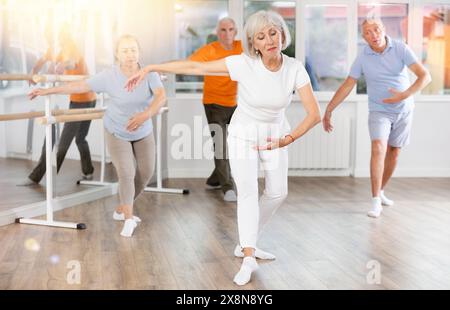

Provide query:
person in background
left=323, top=18, right=431, bottom=218
left=28, top=35, right=166, bottom=238
left=19, top=23, right=96, bottom=186
left=188, top=17, right=242, bottom=202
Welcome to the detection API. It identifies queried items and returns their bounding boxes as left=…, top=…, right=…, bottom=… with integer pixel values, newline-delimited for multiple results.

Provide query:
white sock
left=380, top=190, right=394, bottom=206
left=113, top=211, right=141, bottom=223
left=233, top=257, right=258, bottom=286
left=120, top=219, right=137, bottom=237
left=234, top=245, right=276, bottom=260
left=367, top=197, right=383, bottom=218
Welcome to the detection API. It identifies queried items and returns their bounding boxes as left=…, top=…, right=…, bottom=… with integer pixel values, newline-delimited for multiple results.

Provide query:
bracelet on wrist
left=285, top=134, right=295, bottom=143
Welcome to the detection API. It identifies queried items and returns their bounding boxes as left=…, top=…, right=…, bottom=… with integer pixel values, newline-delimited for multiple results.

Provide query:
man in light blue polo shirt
left=323, top=18, right=431, bottom=218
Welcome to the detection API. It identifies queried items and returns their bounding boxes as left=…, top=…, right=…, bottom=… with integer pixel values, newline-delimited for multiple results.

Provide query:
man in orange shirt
left=20, top=25, right=96, bottom=185
left=189, top=17, right=242, bottom=202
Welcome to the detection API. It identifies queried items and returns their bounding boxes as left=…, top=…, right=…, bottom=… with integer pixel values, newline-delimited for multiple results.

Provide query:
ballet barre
left=36, top=111, right=105, bottom=125
left=0, top=73, right=88, bottom=84
left=5, top=73, right=92, bottom=230
left=0, top=107, right=105, bottom=122
left=15, top=93, right=90, bottom=229
left=79, top=105, right=189, bottom=195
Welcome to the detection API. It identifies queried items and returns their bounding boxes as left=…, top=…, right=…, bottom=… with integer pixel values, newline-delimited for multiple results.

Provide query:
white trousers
left=228, top=134, right=288, bottom=249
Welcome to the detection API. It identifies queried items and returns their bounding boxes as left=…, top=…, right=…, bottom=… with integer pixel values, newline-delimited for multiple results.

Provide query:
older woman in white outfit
left=126, top=11, right=321, bottom=286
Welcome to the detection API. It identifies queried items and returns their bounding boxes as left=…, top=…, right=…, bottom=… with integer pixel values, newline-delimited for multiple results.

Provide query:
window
left=422, top=4, right=450, bottom=95
left=175, top=0, right=229, bottom=94
left=244, top=0, right=296, bottom=58
left=356, top=3, right=409, bottom=94
left=0, top=1, right=40, bottom=90
left=0, top=0, right=119, bottom=91
left=305, top=5, right=348, bottom=91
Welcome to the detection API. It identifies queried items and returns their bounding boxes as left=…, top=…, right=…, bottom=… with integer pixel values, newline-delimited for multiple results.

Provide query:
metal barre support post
left=15, top=90, right=99, bottom=229
left=144, top=106, right=189, bottom=195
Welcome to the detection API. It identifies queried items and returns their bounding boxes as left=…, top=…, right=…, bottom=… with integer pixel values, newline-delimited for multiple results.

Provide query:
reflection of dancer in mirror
left=323, top=19, right=431, bottom=218
left=19, top=23, right=96, bottom=186
left=125, top=11, right=321, bottom=285
left=29, top=35, right=167, bottom=238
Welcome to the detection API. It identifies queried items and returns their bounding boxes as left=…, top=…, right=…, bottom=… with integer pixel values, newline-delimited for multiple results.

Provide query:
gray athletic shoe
left=224, top=190, right=237, bottom=202
left=82, top=174, right=93, bottom=181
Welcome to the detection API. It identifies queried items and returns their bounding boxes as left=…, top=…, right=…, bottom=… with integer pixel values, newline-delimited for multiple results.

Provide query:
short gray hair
left=243, top=10, right=291, bottom=58
left=217, top=17, right=236, bottom=29
left=361, top=18, right=385, bottom=30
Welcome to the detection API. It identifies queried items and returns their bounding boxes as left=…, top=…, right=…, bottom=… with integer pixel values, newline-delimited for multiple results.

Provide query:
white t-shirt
left=225, top=53, right=310, bottom=142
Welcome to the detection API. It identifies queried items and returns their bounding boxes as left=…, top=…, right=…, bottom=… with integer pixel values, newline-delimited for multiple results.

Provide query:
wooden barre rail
left=0, top=74, right=88, bottom=83
left=37, top=112, right=105, bottom=125
left=0, top=108, right=106, bottom=122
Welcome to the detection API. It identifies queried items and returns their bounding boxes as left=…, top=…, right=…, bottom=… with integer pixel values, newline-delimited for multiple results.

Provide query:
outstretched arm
left=28, top=80, right=92, bottom=100
left=323, top=77, right=356, bottom=132
left=125, top=59, right=229, bottom=91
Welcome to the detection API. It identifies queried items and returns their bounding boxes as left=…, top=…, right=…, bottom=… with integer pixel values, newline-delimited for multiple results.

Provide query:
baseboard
left=353, top=168, right=450, bottom=178
left=168, top=168, right=352, bottom=178
left=0, top=184, right=118, bottom=227
left=288, top=169, right=351, bottom=177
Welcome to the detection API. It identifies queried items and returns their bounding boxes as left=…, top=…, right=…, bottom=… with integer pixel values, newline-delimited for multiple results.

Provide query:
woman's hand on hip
left=127, top=111, right=150, bottom=132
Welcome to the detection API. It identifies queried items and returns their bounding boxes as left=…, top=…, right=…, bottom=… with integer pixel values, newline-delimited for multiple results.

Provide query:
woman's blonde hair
left=114, top=34, right=141, bottom=62
left=242, top=10, right=291, bottom=58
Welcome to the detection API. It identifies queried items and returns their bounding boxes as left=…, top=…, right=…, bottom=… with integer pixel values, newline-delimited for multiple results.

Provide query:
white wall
left=2, top=92, right=450, bottom=178
left=165, top=96, right=450, bottom=179
left=353, top=97, right=450, bottom=177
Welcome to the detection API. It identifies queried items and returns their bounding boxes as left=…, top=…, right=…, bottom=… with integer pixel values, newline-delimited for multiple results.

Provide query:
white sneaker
left=120, top=219, right=137, bottom=237
left=113, top=211, right=141, bottom=223
left=380, top=190, right=394, bottom=206
left=234, top=245, right=276, bottom=260
left=368, top=197, right=383, bottom=218
left=224, top=190, right=237, bottom=202
left=233, top=257, right=258, bottom=286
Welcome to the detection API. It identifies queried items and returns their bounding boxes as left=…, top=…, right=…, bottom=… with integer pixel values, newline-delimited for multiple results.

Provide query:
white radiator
left=288, top=117, right=351, bottom=169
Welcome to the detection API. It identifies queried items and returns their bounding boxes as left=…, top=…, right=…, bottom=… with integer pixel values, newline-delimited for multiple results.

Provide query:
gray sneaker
left=206, top=183, right=221, bottom=190
left=82, top=174, right=93, bottom=181
left=223, top=190, right=237, bottom=202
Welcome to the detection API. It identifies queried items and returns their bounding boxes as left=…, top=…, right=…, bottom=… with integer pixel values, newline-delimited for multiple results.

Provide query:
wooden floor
left=0, top=157, right=116, bottom=211
left=1, top=162, right=450, bottom=289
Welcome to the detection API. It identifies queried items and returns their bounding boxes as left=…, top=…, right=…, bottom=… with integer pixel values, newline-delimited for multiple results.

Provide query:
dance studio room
left=1, top=0, right=450, bottom=292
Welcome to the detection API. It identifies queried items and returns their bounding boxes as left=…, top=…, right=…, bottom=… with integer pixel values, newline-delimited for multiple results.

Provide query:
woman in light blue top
left=29, top=35, right=167, bottom=237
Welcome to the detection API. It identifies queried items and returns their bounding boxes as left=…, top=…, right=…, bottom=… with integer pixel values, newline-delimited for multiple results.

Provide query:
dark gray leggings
left=105, top=130, right=155, bottom=206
